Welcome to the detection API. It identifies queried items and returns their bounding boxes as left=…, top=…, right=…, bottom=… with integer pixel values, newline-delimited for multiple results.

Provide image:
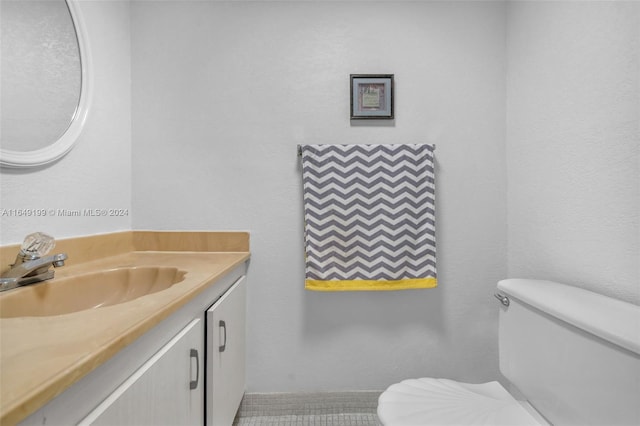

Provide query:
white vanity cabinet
left=80, top=319, right=204, bottom=426
left=206, top=276, right=246, bottom=426
left=19, top=265, right=247, bottom=426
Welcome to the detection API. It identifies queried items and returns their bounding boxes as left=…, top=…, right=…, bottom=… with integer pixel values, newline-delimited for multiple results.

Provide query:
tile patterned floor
left=233, top=392, right=383, bottom=426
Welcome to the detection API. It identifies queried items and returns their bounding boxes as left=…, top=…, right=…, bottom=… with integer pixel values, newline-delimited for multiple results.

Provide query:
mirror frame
left=0, top=0, right=92, bottom=168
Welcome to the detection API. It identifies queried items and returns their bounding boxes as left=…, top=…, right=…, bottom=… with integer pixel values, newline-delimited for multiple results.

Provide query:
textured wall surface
left=506, top=1, right=640, bottom=304
left=0, top=1, right=131, bottom=245
left=132, top=1, right=507, bottom=392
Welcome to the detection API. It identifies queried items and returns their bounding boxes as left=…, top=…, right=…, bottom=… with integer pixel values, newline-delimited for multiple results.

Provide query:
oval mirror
left=0, top=0, right=91, bottom=168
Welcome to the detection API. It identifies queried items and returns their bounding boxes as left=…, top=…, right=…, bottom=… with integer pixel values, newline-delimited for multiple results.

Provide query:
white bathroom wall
left=0, top=1, right=132, bottom=245
left=506, top=1, right=640, bottom=304
left=132, top=1, right=507, bottom=391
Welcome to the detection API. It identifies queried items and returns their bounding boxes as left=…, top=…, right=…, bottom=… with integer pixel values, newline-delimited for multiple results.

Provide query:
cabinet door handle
left=219, top=320, right=227, bottom=352
left=189, top=348, right=199, bottom=390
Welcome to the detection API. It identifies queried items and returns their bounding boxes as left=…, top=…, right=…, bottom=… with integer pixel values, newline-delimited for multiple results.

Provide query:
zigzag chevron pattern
left=301, top=144, right=436, bottom=287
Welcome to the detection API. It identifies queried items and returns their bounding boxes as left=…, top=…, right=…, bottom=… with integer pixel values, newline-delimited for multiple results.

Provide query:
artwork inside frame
left=350, top=74, right=394, bottom=120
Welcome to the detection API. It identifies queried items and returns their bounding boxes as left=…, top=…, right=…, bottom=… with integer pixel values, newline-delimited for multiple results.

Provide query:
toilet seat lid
left=377, top=378, right=542, bottom=426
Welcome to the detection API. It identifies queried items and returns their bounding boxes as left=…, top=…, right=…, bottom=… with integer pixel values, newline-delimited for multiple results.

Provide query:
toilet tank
left=497, top=279, right=640, bottom=426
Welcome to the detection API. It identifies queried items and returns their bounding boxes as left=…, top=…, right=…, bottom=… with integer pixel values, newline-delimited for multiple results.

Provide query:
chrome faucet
left=0, top=232, right=68, bottom=292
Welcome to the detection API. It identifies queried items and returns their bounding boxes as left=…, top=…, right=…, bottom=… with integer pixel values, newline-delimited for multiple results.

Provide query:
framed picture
left=350, top=74, right=394, bottom=120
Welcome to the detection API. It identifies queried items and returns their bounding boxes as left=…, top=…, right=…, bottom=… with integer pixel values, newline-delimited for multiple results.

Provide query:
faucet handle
left=21, top=232, right=56, bottom=256
left=51, top=253, right=68, bottom=268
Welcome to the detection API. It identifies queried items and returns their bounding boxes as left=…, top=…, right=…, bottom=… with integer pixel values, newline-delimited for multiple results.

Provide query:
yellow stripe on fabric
left=305, top=277, right=437, bottom=291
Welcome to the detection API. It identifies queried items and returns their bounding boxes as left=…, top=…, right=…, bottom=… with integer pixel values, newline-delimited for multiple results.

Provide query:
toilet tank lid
left=497, top=279, right=640, bottom=355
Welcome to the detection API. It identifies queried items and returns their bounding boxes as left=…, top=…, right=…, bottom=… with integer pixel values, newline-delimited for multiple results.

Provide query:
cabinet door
left=206, top=276, right=246, bottom=426
left=79, top=318, right=203, bottom=426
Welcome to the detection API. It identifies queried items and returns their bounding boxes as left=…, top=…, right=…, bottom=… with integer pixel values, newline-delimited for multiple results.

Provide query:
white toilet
left=377, top=279, right=640, bottom=425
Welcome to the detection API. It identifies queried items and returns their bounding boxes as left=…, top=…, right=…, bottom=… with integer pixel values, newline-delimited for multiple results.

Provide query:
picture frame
left=350, top=74, right=394, bottom=120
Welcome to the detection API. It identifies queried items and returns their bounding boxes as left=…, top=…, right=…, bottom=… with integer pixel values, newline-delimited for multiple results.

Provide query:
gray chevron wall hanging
left=300, top=144, right=436, bottom=291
